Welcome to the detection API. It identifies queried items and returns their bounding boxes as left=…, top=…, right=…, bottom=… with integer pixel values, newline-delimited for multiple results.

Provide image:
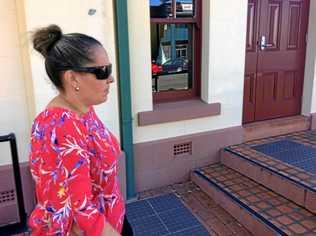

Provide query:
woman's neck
left=49, top=93, right=89, bottom=116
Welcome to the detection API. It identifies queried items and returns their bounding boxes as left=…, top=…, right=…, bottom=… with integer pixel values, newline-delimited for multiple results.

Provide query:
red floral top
left=28, top=107, right=125, bottom=236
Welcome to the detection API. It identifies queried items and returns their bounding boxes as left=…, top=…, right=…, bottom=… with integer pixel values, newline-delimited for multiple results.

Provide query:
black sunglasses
left=59, top=64, right=112, bottom=80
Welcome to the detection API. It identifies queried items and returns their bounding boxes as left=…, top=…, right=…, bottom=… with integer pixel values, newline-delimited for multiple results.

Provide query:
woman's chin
left=92, top=97, right=108, bottom=106
left=101, top=94, right=108, bottom=103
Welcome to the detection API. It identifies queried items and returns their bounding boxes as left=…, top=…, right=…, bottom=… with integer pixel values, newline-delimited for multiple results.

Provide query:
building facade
left=1, top=0, right=316, bottom=226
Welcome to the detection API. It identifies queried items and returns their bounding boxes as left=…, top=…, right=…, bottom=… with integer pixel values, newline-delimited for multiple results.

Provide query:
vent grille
left=174, top=142, right=192, bottom=156
left=0, top=189, right=15, bottom=204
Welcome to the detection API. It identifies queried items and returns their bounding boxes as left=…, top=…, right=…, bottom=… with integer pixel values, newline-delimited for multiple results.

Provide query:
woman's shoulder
left=34, top=107, right=76, bottom=123
left=31, top=107, right=91, bottom=140
left=32, top=107, right=90, bottom=132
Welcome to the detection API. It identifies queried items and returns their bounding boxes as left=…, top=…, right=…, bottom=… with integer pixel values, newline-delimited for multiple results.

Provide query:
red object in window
left=152, top=62, right=163, bottom=75
left=151, top=0, right=202, bottom=103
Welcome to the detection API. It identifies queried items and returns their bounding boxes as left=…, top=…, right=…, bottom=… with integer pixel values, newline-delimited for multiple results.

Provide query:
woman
left=28, top=25, right=130, bottom=235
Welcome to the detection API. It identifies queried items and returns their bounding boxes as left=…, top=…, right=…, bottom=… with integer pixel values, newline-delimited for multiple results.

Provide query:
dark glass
left=58, top=65, right=112, bottom=80
left=150, top=23, right=193, bottom=92
left=176, top=0, right=194, bottom=17
left=150, top=0, right=172, bottom=18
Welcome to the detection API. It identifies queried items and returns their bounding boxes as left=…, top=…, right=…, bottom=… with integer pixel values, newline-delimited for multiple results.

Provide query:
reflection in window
left=176, top=0, right=194, bottom=17
left=149, top=0, right=200, bottom=103
left=150, top=0, right=194, bottom=18
left=151, top=23, right=193, bottom=92
left=150, top=0, right=172, bottom=18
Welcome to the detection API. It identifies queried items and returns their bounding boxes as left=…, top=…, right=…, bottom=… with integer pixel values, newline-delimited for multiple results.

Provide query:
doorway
left=243, top=0, right=310, bottom=123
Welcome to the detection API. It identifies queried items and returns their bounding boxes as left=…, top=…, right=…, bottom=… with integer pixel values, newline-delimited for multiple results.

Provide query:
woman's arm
left=71, top=221, right=121, bottom=236
left=54, top=118, right=106, bottom=235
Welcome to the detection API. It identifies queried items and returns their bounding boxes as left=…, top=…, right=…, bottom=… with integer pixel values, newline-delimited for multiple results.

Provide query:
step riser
left=221, top=150, right=316, bottom=214
left=243, top=116, right=310, bottom=142
left=191, top=172, right=280, bottom=236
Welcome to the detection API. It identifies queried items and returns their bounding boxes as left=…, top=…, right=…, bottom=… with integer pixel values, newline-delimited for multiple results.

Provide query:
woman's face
left=74, top=46, right=114, bottom=106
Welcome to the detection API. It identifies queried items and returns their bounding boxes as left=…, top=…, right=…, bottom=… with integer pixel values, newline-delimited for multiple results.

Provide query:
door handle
left=260, top=36, right=273, bottom=50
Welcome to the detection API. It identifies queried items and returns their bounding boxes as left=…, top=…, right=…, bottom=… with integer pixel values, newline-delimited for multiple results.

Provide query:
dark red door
left=243, top=0, right=309, bottom=123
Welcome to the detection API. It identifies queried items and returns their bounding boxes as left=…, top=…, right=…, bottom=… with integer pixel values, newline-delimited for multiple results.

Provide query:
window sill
left=138, top=99, right=221, bottom=126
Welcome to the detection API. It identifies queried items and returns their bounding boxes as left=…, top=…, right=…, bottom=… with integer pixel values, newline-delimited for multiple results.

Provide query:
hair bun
left=32, top=24, right=62, bottom=57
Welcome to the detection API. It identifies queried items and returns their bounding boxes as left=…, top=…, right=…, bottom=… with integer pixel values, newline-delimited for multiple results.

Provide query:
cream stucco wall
left=22, top=0, right=121, bottom=138
left=0, top=0, right=120, bottom=165
left=128, top=0, right=247, bottom=143
left=302, top=0, right=316, bottom=115
left=0, top=0, right=30, bottom=165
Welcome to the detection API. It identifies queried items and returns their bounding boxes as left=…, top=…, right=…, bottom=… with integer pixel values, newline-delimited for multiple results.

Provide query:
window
left=150, top=0, right=202, bottom=103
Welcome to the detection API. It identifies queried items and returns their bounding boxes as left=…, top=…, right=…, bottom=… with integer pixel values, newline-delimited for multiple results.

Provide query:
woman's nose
left=107, top=75, right=114, bottom=83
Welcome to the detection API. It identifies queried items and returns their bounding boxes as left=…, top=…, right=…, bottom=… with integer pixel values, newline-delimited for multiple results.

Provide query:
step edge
left=242, top=123, right=310, bottom=142
left=193, top=169, right=287, bottom=236
left=223, top=147, right=316, bottom=193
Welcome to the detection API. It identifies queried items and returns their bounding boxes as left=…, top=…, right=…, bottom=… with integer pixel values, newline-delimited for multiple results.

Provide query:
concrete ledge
left=138, top=99, right=221, bottom=126
left=243, top=115, right=310, bottom=142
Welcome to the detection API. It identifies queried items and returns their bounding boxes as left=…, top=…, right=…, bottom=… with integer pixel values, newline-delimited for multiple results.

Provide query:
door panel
left=243, top=0, right=309, bottom=123
left=266, top=1, right=281, bottom=50
left=243, top=0, right=260, bottom=123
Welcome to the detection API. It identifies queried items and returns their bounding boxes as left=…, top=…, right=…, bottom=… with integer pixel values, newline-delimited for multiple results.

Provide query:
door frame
left=242, top=0, right=315, bottom=124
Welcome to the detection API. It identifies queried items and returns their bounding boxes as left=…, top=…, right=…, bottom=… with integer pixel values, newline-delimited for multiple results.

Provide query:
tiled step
left=222, top=132, right=316, bottom=214
left=243, top=115, right=310, bottom=142
left=191, top=164, right=316, bottom=236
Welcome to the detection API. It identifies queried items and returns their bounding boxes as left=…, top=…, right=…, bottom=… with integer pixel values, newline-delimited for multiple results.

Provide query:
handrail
left=0, top=133, right=27, bottom=233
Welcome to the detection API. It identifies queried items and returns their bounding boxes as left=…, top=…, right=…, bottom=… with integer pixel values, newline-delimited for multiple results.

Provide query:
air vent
left=0, top=189, right=15, bottom=204
left=174, top=142, right=192, bottom=156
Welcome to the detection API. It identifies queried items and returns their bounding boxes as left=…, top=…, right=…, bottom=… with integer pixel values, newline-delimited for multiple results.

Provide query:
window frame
left=150, top=0, right=202, bottom=103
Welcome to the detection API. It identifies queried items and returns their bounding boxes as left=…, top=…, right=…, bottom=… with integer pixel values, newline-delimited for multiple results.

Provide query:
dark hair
left=32, top=24, right=102, bottom=89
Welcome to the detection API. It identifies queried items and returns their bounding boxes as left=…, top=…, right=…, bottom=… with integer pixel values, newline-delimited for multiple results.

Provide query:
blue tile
left=129, top=215, right=169, bottom=236
left=253, top=139, right=304, bottom=155
left=295, top=159, right=316, bottom=174
left=159, top=206, right=200, bottom=233
left=172, top=225, right=211, bottom=236
left=126, top=200, right=155, bottom=220
left=271, top=148, right=316, bottom=164
left=147, top=193, right=185, bottom=213
left=253, top=139, right=316, bottom=175
left=126, top=194, right=211, bottom=235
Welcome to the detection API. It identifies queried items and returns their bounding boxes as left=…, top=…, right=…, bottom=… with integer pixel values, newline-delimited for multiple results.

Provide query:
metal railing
left=0, top=133, right=27, bottom=233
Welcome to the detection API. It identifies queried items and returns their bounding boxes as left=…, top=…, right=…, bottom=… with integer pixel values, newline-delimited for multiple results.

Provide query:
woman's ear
left=63, top=70, right=79, bottom=89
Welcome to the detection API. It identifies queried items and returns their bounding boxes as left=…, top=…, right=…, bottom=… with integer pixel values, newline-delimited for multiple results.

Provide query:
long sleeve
left=29, top=113, right=105, bottom=236
left=29, top=108, right=125, bottom=235
left=56, top=118, right=105, bottom=235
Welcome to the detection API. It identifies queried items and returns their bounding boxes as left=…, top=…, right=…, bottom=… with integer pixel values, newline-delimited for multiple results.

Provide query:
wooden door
left=243, top=0, right=309, bottom=123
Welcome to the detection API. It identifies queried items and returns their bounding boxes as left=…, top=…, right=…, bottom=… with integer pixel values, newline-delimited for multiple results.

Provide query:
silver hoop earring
left=75, top=87, right=80, bottom=92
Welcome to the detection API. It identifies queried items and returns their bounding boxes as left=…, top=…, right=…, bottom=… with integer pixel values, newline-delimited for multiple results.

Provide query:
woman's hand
left=70, top=221, right=121, bottom=236
left=70, top=222, right=81, bottom=236
left=101, top=221, right=121, bottom=236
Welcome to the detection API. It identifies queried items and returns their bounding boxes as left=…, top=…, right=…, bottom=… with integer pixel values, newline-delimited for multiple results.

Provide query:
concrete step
left=222, top=132, right=316, bottom=214
left=191, top=164, right=316, bottom=236
left=243, top=115, right=310, bottom=142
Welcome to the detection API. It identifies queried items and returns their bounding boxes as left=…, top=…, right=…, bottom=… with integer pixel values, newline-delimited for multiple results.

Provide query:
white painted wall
left=0, top=0, right=30, bottom=165
left=22, top=0, right=121, bottom=138
left=128, top=0, right=247, bottom=143
left=127, top=0, right=153, bottom=113
left=302, top=0, right=316, bottom=115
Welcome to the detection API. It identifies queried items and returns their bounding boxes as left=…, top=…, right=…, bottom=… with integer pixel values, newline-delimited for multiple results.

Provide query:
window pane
left=150, top=0, right=172, bottom=18
left=176, top=0, right=194, bottom=17
left=151, top=23, right=193, bottom=92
